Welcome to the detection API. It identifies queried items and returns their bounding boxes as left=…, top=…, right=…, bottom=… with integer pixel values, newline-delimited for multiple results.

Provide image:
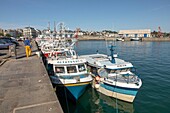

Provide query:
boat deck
left=80, top=54, right=133, bottom=69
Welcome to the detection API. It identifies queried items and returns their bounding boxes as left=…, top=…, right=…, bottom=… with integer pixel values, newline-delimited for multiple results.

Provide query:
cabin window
left=66, top=51, right=71, bottom=56
left=121, top=69, right=127, bottom=72
left=110, top=70, right=116, bottom=73
left=67, top=66, right=77, bottom=73
left=78, top=64, right=86, bottom=72
left=92, top=68, right=98, bottom=75
left=126, top=68, right=130, bottom=71
left=72, top=51, right=76, bottom=56
left=115, top=70, right=121, bottom=73
left=55, top=67, right=65, bottom=73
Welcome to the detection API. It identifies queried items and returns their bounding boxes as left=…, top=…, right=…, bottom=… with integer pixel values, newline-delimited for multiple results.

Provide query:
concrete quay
left=0, top=41, right=63, bottom=113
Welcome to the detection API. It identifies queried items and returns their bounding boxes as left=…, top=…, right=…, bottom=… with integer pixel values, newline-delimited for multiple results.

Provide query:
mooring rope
left=64, top=87, right=70, bottom=113
left=115, top=73, right=119, bottom=113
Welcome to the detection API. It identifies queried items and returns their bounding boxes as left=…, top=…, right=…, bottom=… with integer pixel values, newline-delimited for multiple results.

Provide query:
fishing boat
left=116, top=38, right=124, bottom=41
left=44, top=22, right=92, bottom=101
left=47, top=49, right=93, bottom=101
left=130, top=37, right=141, bottom=41
left=40, top=38, right=71, bottom=58
left=80, top=45, right=142, bottom=102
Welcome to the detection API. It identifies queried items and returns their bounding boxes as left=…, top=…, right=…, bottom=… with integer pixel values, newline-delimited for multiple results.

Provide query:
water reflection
left=57, top=86, right=134, bottom=113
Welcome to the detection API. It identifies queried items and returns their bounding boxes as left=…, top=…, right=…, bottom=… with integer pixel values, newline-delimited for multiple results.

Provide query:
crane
left=75, top=28, right=80, bottom=38
left=158, top=26, right=163, bottom=38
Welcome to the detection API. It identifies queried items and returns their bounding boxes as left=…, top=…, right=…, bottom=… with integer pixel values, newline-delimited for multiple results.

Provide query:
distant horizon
left=0, top=26, right=167, bottom=33
left=1, top=0, right=170, bottom=32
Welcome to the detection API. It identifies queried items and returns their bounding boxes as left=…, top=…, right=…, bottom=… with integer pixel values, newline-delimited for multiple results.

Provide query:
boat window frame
left=65, top=51, right=72, bottom=56
left=72, top=50, right=76, bottom=56
left=110, top=69, right=116, bottom=73
left=54, top=66, right=65, bottom=74
left=67, top=65, right=77, bottom=73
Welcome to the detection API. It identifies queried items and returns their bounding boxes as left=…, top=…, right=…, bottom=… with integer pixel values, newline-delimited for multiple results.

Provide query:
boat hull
left=92, top=80, right=140, bottom=103
left=66, top=83, right=89, bottom=100
left=116, top=38, right=124, bottom=41
left=130, top=38, right=141, bottom=41
left=50, top=76, right=91, bottom=101
left=97, top=85, right=135, bottom=102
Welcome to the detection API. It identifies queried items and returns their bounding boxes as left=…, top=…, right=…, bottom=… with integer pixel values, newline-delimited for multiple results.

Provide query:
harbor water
left=56, top=40, right=170, bottom=113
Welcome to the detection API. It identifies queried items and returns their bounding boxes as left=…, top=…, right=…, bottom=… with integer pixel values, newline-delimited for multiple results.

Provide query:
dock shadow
left=0, top=53, right=7, bottom=56
left=16, top=55, right=26, bottom=59
left=16, top=53, right=37, bottom=59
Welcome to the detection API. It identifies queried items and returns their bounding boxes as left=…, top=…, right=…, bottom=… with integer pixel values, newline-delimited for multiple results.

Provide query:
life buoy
left=95, top=76, right=100, bottom=81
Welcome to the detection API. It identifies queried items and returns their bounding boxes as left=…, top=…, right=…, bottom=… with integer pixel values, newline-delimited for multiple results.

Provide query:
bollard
left=9, top=44, right=17, bottom=59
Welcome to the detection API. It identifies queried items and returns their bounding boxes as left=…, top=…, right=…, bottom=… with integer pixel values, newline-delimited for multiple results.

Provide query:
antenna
left=54, top=21, right=56, bottom=33
left=48, top=22, right=50, bottom=31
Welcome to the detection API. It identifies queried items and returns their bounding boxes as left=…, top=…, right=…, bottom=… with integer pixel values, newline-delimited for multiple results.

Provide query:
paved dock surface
left=0, top=41, right=63, bottom=113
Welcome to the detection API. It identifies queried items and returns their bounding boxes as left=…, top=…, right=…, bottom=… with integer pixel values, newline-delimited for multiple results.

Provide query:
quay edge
left=0, top=40, right=63, bottom=113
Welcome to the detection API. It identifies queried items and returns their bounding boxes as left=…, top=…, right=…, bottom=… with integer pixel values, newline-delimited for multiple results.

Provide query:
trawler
left=80, top=45, right=142, bottom=102
left=41, top=23, right=92, bottom=101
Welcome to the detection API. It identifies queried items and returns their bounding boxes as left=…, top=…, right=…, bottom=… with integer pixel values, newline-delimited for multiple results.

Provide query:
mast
left=54, top=21, right=56, bottom=33
left=48, top=22, right=50, bottom=31
left=109, top=44, right=116, bottom=63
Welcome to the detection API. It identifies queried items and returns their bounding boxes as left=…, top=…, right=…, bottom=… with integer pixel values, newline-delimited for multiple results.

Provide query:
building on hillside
left=105, top=33, right=119, bottom=37
left=0, top=28, right=3, bottom=34
left=119, top=29, right=151, bottom=38
left=23, top=27, right=36, bottom=38
left=16, top=29, right=23, bottom=38
left=0, top=28, right=3, bottom=37
left=4, top=29, right=17, bottom=37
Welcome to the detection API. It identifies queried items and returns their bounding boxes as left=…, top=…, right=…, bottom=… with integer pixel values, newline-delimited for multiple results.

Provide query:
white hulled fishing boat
left=80, top=45, right=142, bottom=102
left=130, top=37, right=141, bottom=41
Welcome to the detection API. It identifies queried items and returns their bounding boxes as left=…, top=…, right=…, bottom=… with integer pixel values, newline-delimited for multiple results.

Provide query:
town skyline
left=1, top=0, right=170, bottom=32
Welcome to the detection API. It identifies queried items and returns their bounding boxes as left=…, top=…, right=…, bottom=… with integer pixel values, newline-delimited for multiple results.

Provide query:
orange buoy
left=95, top=76, right=100, bottom=81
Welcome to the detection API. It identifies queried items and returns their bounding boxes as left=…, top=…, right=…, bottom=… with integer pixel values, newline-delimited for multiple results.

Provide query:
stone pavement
left=0, top=41, right=63, bottom=113
left=0, top=49, right=10, bottom=66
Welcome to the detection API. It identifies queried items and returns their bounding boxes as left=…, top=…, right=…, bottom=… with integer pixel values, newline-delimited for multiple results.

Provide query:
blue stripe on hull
left=101, top=83, right=138, bottom=96
left=66, top=84, right=89, bottom=100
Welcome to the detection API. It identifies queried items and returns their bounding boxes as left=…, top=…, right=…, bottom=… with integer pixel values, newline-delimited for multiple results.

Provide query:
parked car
left=0, top=39, right=14, bottom=49
left=0, top=37, right=19, bottom=46
left=17, top=38, right=24, bottom=41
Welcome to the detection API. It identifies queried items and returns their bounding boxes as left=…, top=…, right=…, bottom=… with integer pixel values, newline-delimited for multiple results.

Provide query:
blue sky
left=0, top=0, right=170, bottom=32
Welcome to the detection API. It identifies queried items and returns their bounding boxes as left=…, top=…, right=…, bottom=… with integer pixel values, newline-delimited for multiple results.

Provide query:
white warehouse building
left=119, top=29, right=151, bottom=38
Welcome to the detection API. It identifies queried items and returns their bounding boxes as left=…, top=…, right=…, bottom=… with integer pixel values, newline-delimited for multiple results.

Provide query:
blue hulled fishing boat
left=47, top=50, right=93, bottom=100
